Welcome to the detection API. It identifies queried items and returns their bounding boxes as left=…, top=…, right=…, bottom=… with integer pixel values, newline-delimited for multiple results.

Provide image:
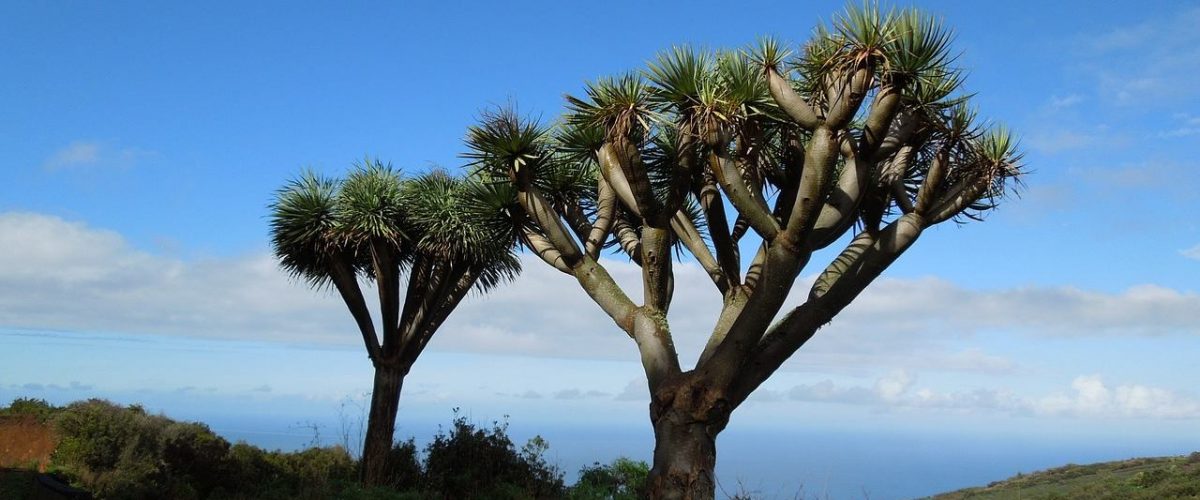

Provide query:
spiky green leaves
left=565, top=74, right=656, bottom=143
left=269, top=164, right=521, bottom=292
left=884, top=8, right=955, bottom=81
left=269, top=171, right=342, bottom=287
left=338, top=160, right=408, bottom=247
left=463, top=107, right=550, bottom=186
left=750, top=37, right=792, bottom=72
left=465, top=108, right=599, bottom=212
left=901, top=115, right=1025, bottom=223
left=402, top=172, right=521, bottom=293
left=780, top=3, right=957, bottom=102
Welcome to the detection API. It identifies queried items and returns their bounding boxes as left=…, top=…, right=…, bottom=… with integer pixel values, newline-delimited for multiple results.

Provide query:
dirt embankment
left=0, top=416, right=58, bottom=471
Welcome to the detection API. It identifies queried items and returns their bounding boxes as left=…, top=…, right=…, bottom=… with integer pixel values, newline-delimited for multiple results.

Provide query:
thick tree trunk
left=360, top=362, right=406, bottom=486
left=646, top=379, right=730, bottom=500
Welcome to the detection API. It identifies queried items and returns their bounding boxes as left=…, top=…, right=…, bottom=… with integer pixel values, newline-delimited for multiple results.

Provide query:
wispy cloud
left=1, top=211, right=1197, bottom=376
left=1079, top=6, right=1200, bottom=106
left=1160, top=114, right=1200, bottom=138
left=1047, top=94, right=1084, bottom=110
left=1181, top=244, right=1200, bottom=261
left=41, top=140, right=155, bottom=171
left=1025, top=129, right=1096, bottom=154
left=784, top=373, right=1200, bottom=419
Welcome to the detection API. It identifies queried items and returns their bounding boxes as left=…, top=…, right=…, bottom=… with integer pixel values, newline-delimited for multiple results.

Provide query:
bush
left=0, top=397, right=60, bottom=422
left=569, top=457, right=649, bottom=500
left=382, top=439, right=423, bottom=490
left=1129, top=468, right=1170, bottom=488
left=422, top=411, right=564, bottom=499
left=15, top=397, right=589, bottom=499
left=161, top=422, right=231, bottom=494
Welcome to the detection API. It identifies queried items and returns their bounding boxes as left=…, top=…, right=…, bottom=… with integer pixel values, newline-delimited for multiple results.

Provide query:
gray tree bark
left=360, top=362, right=406, bottom=486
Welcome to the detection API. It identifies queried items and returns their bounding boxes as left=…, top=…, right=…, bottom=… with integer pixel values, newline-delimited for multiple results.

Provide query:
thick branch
left=732, top=213, right=925, bottom=403
left=641, top=227, right=674, bottom=312
left=670, top=211, right=727, bottom=293
left=780, top=127, right=838, bottom=249
left=612, top=218, right=644, bottom=265
left=398, top=260, right=468, bottom=358
left=708, top=147, right=780, bottom=241
left=766, top=67, right=820, bottom=129
left=327, top=257, right=382, bottom=363
left=824, top=67, right=873, bottom=129
left=857, top=83, right=903, bottom=158
left=397, top=253, right=433, bottom=342
left=586, top=177, right=618, bottom=259
left=633, top=310, right=683, bottom=391
left=700, top=241, right=811, bottom=385
left=523, top=229, right=572, bottom=273
left=600, top=141, right=660, bottom=221
left=914, top=146, right=949, bottom=213
left=695, top=176, right=741, bottom=285
left=517, top=189, right=583, bottom=266
left=398, top=267, right=478, bottom=368
left=809, top=141, right=868, bottom=249
left=597, top=144, right=651, bottom=223
left=369, top=240, right=402, bottom=353
left=928, top=175, right=990, bottom=224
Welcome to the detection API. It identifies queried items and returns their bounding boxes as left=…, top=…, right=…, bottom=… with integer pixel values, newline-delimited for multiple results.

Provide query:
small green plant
left=422, top=410, right=565, bottom=499
left=0, top=397, right=60, bottom=422
left=569, top=457, right=649, bottom=500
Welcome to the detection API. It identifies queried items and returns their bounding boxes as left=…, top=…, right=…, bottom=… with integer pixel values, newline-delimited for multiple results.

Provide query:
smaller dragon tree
left=462, top=4, right=1025, bottom=499
left=269, top=162, right=519, bottom=486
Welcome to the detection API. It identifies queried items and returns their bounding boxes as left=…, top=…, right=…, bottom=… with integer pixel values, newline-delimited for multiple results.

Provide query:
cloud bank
left=2, top=211, right=1198, bottom=365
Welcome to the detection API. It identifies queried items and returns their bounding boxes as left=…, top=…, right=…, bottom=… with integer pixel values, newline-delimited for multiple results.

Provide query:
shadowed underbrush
left=0, top=398, right=647, bottom=500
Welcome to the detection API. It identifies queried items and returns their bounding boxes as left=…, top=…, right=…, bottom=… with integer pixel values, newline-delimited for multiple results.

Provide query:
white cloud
left=1031, top=375, right=1200, bottom=419
left=41, top=140, right=154, bottom=171
left=1025, top=129, right=1096, bottom=154
left=1, top=211, right=1197, bottom=377
left=1080, top=7, right=1200, bottom=105
left=1161, top=113, right=1200, bottom=138
left=0, top=212, right=345, bottom=344
left=42, top=141, right=101, bottom=170
left=874, top=370, right=913, bottom=402
left=785, top=373, right=1200, bottom=420
left=1182, top=244, right=1200, bottom=261
left=614, top=379, right=650, bottom=402
left=1047, top=94, right=1083, bottom=110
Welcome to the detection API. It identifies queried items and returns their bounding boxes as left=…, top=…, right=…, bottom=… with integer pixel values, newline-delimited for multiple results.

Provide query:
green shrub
left=161, top=422, right=231, bottom=496
left=1129, top=468, right=1170, bottom=488
left=569, top=457, right=649, bottom=500
left=23, top=398, right=591, bottom=499
left=1, top=397, right=60, bottom=422
left=422, top=412, right=564, bottom=499
left=382, top=439, right=423, bottom=490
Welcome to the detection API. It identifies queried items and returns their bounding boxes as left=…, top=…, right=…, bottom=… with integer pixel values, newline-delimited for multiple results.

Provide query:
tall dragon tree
left=269, top=162, right=519, bottom=486
left=464, top=4, right=1024, bottom=499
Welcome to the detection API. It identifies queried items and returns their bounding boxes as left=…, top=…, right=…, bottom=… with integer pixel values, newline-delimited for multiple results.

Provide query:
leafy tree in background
left=463, top=3, right=1024, bottom=498
left=269, top=163, right=519, bottom=486
left=569, top=458, right=650, bottom=500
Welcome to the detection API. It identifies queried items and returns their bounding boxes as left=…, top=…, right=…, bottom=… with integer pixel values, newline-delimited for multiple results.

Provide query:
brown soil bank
left=0, top=416, right=58, bottom=471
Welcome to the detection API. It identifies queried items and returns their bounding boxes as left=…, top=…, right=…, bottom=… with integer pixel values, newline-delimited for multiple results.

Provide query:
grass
left=0, top=468, right=39, bottom=500
left=924, top=452, right=1200, bottom=500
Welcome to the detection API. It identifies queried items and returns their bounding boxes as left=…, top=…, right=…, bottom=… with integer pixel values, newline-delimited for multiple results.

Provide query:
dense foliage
left=930, top=453, right=1200, bottom=500
left=0, top=398, right=647, bottom=500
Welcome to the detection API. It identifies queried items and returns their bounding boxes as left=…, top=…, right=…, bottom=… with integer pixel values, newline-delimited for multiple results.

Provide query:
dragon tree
left=464, top=4, right=1025, bottom=498
left=269, top=163, right=519, bottom=486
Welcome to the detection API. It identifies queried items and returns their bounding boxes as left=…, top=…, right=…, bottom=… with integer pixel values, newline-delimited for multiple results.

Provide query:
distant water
left=196, top=413, right=1195, bottom=500
left=5, top=330, right=1195, bottom=499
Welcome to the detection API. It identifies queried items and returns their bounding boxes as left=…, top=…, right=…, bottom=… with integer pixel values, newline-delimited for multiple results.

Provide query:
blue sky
left=2, top=1, right=1199, bottom=498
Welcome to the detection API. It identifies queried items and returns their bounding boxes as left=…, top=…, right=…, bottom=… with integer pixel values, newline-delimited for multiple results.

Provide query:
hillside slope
left=924, top=453, right=1200, bottom=500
